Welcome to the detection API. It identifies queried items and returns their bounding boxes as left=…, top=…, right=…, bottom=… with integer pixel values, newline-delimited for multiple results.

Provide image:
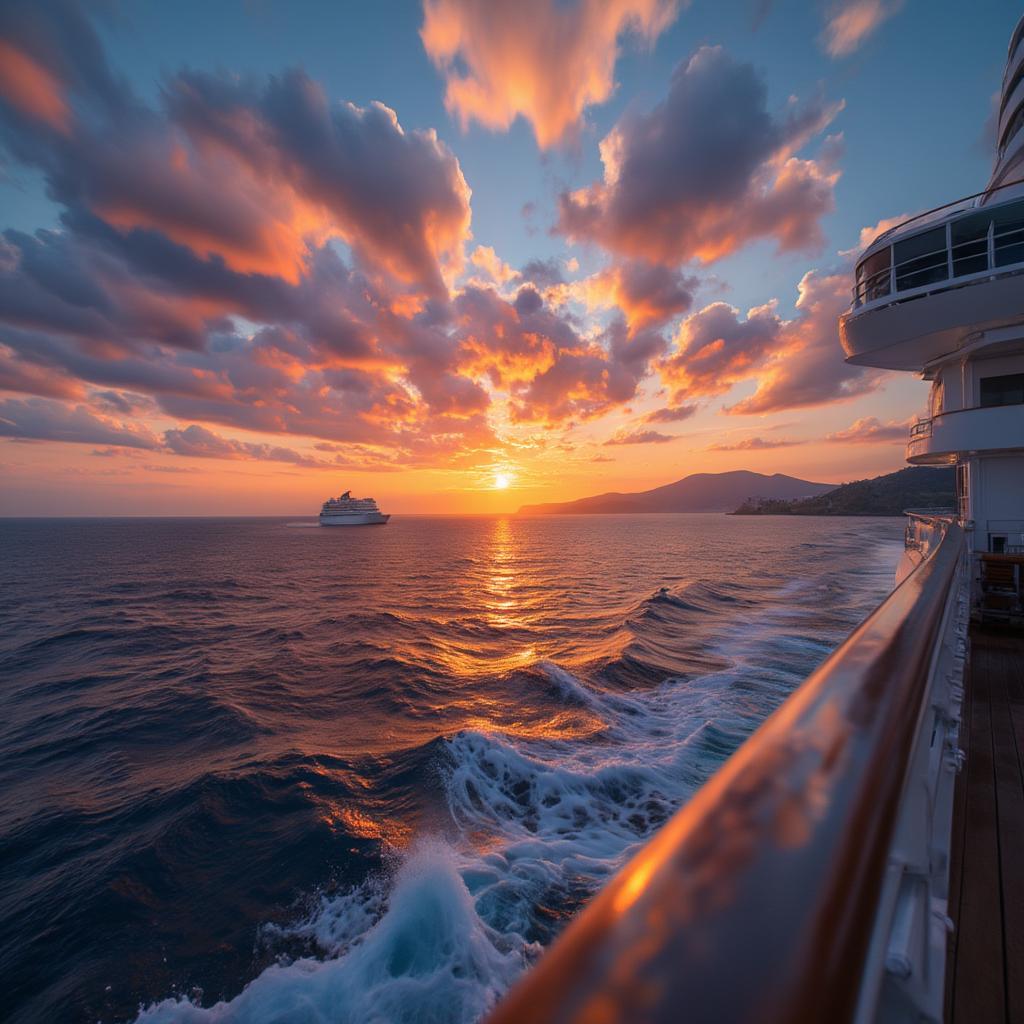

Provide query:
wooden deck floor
left=946, top=625, right=1024, bottom=1023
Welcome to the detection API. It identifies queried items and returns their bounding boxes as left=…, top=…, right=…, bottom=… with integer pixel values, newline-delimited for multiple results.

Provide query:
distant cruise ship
left=319, top=490, right=390, bottom=526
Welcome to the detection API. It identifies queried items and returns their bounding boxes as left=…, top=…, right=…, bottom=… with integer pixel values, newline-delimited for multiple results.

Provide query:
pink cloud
left=826, top=416, right=911, bottom=444
left=0, top=40, right=70, bottom=132
left=821, top=0, right=902, bottom=58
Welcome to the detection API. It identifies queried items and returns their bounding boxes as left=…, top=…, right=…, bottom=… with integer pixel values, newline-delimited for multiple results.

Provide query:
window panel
left=855, top=247, right=891, bottom=303
left=993, top=199, right=1024, bottom=267
left=950, top=212, right=990, bottom=277
left=980, top=372, right=1024, bottom=407
left=894, top=227, right=948, bottom=291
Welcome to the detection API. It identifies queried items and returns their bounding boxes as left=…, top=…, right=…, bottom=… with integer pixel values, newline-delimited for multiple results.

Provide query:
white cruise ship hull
left=319, top=512, right=390, bottom=526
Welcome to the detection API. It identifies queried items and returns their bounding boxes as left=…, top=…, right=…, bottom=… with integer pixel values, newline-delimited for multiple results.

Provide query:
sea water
left=0, top=514, right=903, bottom=1023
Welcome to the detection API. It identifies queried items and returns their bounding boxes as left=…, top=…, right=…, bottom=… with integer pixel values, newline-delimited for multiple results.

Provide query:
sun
left=493, top=473, right=511, bottom=490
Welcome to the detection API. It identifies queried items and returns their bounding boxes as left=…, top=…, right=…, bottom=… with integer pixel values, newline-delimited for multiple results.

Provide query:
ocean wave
left=135, top=841, right=526, bottom=1024
left=0, top=516, right=905, bottom=1023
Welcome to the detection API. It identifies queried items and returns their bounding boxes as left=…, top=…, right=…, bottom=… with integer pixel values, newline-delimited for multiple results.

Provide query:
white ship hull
left=319, top=512, right=390, bottom=526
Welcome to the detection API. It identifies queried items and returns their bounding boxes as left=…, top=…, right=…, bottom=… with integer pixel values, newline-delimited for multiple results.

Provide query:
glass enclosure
left=854, top=197, right=1024, bottom=307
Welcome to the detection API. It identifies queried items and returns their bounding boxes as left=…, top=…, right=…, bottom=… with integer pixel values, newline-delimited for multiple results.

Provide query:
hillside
left=732, top=466, right=955, bottom=516
left=517, top=470, right=831, bottom=515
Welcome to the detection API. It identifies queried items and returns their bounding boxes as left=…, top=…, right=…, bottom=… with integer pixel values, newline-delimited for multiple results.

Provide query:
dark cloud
left=644, top=404, right=697, bottom=423
left=0, top=0, right=498, bottom=466
left=0, top=0, right=470, bottom=297
left=558, top=46, right=840, bottom=266
left=519, top=258, right=565, bottom=289
left=162, top=424, right=330, bottom=466
left=165, top=69, right=471, bottom=294
left=0, top=396, right=161, bottom=449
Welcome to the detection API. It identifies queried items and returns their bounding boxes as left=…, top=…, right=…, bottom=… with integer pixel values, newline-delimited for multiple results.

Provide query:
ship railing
left=487, top=518, right=969, bottom=1024
left=909, top=418, right=933, bottom=440
left=904, top=510, right=957, bottom=562
left=850, top=176, right=1024, bottom=309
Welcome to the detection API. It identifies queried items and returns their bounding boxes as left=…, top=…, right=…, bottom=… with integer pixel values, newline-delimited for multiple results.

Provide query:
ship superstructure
left=319, top=490, right=390, bottom=526
left=840, top=14, right=1024, bottom=585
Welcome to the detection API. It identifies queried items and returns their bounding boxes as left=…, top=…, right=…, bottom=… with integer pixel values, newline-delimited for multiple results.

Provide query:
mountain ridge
left=732, top=466, right=955, bottom=516
left=517, top=470, right=832, bottom=515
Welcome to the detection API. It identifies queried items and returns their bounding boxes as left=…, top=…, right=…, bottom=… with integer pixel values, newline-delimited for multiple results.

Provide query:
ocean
left=0, top=514, right=904, bottom=1024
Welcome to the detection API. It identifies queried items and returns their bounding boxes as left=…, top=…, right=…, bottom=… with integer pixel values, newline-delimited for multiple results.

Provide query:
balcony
left=840, top=185, right=1024, bottom=371
left=906, top=403, right=1024, bottom=464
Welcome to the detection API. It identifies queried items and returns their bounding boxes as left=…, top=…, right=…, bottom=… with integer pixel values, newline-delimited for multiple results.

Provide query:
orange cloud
left=577, top=261, right=696, bottom=332
left=469, top=244, right=520, bottom=286
left=0, top=40, right=70, bottom=132
left=660, top=300, right=783, bottom=403
left=421, top=0, right=678, bottom=148
left=1, top=37, right=473, bottom=297
left=846, top=211, right=912, bottom=255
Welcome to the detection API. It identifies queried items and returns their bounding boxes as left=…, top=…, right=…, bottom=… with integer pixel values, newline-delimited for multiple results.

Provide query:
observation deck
left=839, top=184, right=1024, bottom=372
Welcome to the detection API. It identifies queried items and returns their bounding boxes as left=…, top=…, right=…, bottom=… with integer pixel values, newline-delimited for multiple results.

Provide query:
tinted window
left=951, top=213, right=989, bottom=277
left=855, top=247, right=891, bottom=303
left=894, top=227, right=948, bottom=291
left=993, top=200, right=1024, bottom=267
left=980, top=372, right=1024, bottom=407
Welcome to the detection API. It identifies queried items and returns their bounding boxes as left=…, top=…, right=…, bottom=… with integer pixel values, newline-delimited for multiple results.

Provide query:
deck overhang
left=840, top=272, right=1024, bottom=371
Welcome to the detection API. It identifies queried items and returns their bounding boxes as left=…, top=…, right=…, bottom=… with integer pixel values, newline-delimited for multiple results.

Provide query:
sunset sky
left=0, top=0, right=1017, bottom=514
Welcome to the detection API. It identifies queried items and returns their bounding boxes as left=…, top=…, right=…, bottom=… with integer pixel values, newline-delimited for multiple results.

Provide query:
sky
left=0, top=0, right=1018, bottom=515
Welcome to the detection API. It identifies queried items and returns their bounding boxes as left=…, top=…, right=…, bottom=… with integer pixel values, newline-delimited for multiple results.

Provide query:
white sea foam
left=135, top=840, right=526, bottom=1024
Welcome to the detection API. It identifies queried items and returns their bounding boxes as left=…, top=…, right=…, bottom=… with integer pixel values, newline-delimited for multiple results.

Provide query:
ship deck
left=946, top=624, right=1024, bottom=1022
